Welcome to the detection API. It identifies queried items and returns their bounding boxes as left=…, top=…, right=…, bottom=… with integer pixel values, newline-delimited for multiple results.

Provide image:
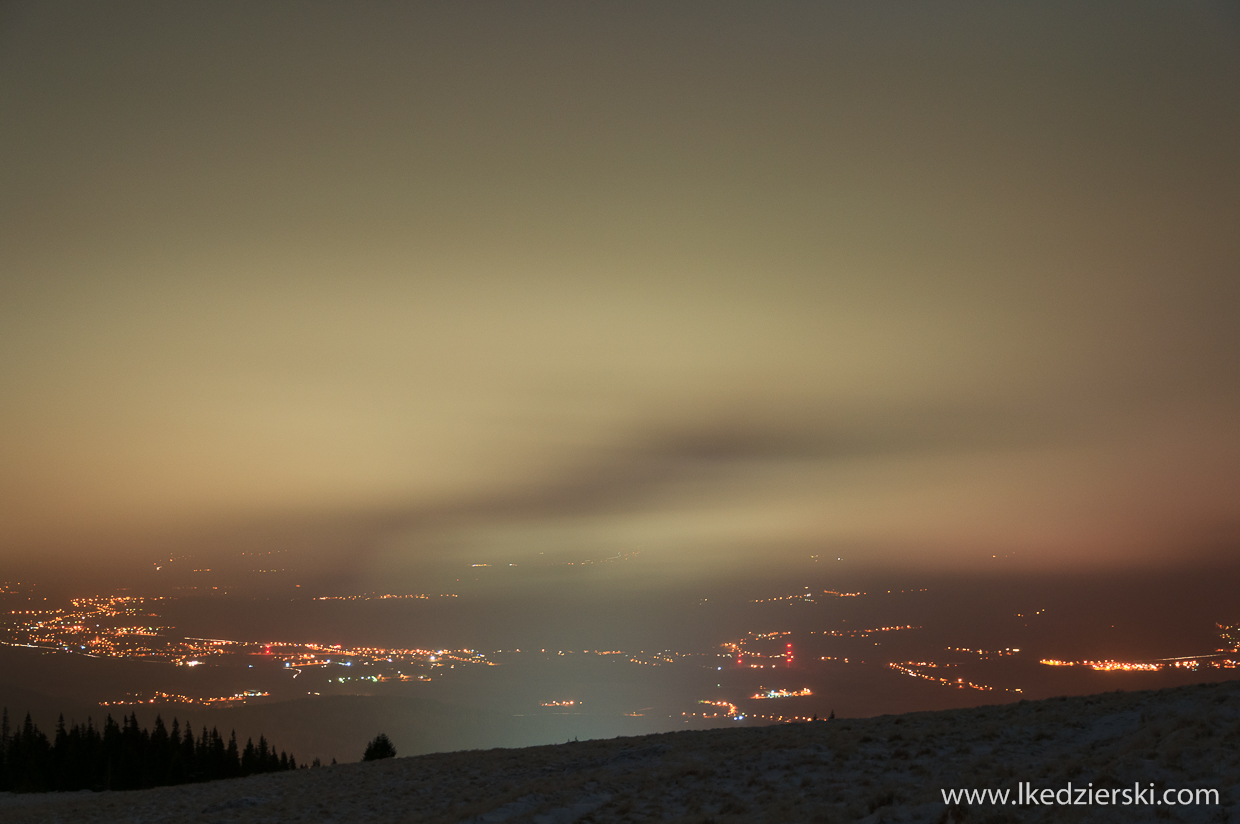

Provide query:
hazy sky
left=2, top=2, right=1238, bottom=582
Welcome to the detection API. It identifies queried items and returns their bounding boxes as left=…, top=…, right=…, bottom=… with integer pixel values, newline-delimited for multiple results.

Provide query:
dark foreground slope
left=1, top=679, right=1237, bottom=823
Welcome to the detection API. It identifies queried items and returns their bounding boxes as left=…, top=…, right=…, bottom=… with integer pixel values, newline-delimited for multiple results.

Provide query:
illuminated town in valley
left=3, top=557, right=1237, bottom=747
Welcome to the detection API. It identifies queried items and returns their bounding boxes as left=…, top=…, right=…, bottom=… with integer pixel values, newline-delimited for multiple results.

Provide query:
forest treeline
left=0, top=707, right=303, bottom=793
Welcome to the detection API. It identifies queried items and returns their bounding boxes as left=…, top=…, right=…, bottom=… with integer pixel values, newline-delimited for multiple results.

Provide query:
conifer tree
left=0, top=707, right=297, bottom=793
left=362, top=733, right=396, bottom=761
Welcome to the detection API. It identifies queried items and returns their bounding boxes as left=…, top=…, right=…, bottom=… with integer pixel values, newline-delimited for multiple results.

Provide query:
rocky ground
left=1, top=679, right=1237, bottom=823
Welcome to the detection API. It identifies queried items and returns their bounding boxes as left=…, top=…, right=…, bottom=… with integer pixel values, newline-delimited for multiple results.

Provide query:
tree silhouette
left=0, top=707, right=302, bottom=792
left=362, top=733, right=396, bottom=761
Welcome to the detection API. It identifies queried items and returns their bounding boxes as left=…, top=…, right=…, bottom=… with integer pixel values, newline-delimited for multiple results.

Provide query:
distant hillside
left=2, top=679, right=1237, bottom=823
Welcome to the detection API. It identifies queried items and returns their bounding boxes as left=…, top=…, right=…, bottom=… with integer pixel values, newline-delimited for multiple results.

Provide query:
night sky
left=2, top=1, right=1238, bottom=668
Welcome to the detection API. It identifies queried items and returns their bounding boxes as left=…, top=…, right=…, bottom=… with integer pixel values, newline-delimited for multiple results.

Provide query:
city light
left=4, top=584, right=1233, bottom=729
left=750, top=687, right=812, bottom=700
left=889, top=662, right=1020, bottom=693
